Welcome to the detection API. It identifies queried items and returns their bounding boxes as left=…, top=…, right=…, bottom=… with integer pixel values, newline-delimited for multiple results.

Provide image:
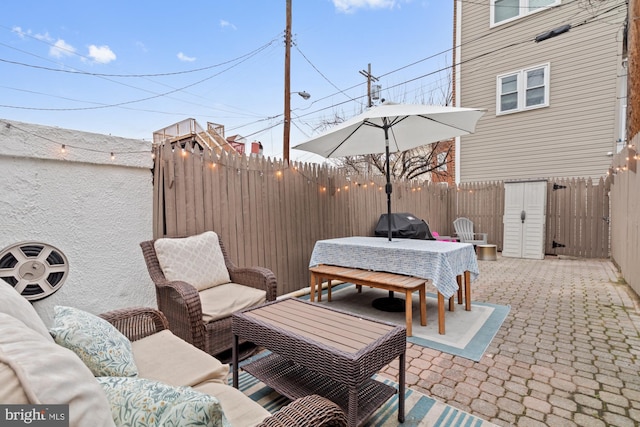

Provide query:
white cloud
left=50, top=39, right=76, bottom=58
left=333, top=0, right=398, bottom=13
left=35, top=32, right=54, bottom=42
left=177, top=52, right=196, bottom=62
left=12, top=26, right=28, bottom=38
left=88, top=45, right=116, bottom=64
left=219, top=19, right=237, bottom=30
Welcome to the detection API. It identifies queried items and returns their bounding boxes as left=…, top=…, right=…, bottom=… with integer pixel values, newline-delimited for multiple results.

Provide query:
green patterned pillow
left=97, top=377, right=229, bottom=427
left=49, top=306, right=138, bottom=377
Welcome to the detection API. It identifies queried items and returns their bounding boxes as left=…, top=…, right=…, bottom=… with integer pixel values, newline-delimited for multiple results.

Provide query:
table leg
left=398, top=351, right=405, bottom=422
left=419, top=286, right=426, bottom=326
left=232, top=334, right=239, bottom=388
left=438, top=292, right=445, bottom=335
left=309, top=272, right=316, bottom=302
left=457, top=274, right=463, bottom=305
left=327, top=279, right=332, bottom=302
left=348, top=386, right=358, bottom=427
left=404, top=290, right=412, bottom=337
left=465, top=270, right=471, bottom=311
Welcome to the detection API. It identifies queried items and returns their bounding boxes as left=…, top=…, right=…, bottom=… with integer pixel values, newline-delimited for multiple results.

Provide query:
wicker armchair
left=140, top=233, right=277, bottom=359
left=100, top=308, right=347, bottom=427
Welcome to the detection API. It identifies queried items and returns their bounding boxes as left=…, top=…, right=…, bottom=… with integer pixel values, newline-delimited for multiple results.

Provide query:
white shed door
left=502, top=181, right=547, bottom=259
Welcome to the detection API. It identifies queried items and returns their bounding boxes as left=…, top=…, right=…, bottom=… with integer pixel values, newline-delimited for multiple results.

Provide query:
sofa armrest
left=257, top=395, right=347, bottom=427
left=229, top=266, right=278, bottom=302
left=99, top=307, right=169, bottom=341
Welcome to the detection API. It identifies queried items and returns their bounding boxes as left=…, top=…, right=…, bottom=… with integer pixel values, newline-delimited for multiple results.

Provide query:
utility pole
left=359, top=64, right=380, bottom=177
left=283, top=0, right=292, bottom=163
left=359, top=63, right=379, bottom=108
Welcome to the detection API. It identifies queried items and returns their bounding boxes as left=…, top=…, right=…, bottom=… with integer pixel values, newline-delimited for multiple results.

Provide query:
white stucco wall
left=0, top=118, right=156, bottom=326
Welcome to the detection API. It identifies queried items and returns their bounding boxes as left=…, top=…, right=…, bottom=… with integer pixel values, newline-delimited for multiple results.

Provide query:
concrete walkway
left=380, top=255, right=640, bottom=426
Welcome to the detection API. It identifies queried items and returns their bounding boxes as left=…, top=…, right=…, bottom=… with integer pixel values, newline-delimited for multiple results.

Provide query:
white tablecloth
left=309, top=236, right=479, bottom=299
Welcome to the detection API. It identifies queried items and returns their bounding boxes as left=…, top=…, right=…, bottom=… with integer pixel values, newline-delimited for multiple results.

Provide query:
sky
left=1, top=0, right=455, bottom=163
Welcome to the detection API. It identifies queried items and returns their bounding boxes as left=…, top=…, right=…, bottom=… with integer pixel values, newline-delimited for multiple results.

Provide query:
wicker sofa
left=0, top=282, right=347, bottom=427
left=140, top=231, right=278, bottom=359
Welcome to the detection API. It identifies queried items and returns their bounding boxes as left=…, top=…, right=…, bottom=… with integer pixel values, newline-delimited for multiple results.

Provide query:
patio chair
left=453, top=217, right=488, bottom=246
left=140, top=231, right=277, bottom=360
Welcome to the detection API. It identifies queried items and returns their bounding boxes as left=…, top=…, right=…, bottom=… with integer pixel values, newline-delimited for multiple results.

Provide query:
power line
left=0, top=40, right=275, bottom=111
left=0, top=37, right=281, bottom=77
left=231, top=1, right=626, bottom=136
left=1, top=0, right=625, bottom=140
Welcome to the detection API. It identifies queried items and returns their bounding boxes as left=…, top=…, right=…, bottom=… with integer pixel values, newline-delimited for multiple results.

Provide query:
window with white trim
left=436, top=152, right=447, bottom=171
left=491, top=0, right=560, bottom=26
left=497, top=64, right=550, bottom=114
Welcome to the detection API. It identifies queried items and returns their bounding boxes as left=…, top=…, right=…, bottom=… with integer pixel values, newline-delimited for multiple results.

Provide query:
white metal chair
left=453, top=217, right=488, bottom=246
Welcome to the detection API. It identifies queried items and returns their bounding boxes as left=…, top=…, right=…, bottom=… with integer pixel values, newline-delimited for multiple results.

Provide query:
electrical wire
left=0, top=0, right=626, bottom=140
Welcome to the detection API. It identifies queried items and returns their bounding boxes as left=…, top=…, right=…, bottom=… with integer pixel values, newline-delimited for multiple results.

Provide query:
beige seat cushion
left=131, top=330, right=229, bottom=387
left=200, top=283, right=267, bottom=323
left=0, top=313, right=115, bottom=427
left=154, top=231, right=231, bottom=291
left=193, top=380, right=269, bottom=427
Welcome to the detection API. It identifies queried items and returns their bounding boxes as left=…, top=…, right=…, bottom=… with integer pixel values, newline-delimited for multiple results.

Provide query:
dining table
left=308, top=236, right=479, bottom=300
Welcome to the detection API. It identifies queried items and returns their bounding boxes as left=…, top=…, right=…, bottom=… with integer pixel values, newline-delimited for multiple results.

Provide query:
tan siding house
left=455, top=0, right=627, bottom=182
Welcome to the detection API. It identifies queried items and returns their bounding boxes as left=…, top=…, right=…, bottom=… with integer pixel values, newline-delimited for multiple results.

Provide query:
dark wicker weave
left=99, top=306, right=169, bottom=341
left=256, top=394, right=348, bottom=427
left=232, top=298, right=407, bottom=427
left=100, top=307, right=347, bottom=427
left=140, top=236, right=277, bottom=358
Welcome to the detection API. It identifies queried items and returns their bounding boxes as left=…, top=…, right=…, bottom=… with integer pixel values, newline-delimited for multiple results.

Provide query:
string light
left=2, top=120, right=152, bottom=161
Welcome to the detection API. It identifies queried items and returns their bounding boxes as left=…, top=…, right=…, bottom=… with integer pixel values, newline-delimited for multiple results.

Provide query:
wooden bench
left=310, top=265, right=472, bottom=335
left=309, top=265, right=427, bottom=336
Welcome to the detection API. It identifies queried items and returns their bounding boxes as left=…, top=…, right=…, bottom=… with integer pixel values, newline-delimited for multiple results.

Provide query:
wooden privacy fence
left=608, top=140, right=640, bottom=297
left=152, top=141, right=610, bottom=296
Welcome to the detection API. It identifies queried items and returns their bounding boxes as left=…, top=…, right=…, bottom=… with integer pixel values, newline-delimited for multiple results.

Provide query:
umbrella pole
left=385, top=128, right=392, bottom=242
left=372, top=125, right=405, bottom=313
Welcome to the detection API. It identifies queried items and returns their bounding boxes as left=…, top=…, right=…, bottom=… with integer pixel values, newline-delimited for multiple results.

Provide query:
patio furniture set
left=137, top=230, right=482, bottom=426
left=0, top=225, right=484, bottom=427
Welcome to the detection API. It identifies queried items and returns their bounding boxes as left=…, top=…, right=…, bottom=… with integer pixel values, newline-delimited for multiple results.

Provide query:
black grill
left=374, top=213, right=435, bottom=240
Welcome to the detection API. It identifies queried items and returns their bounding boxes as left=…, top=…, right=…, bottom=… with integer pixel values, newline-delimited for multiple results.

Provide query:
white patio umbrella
left=294, top=102, right=486, bottom=241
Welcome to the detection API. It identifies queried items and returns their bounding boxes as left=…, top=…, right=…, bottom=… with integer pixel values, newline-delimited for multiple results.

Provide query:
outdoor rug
left=232, top=368, right=497, bottom=426
left=301, top=284, right=510, bottom=361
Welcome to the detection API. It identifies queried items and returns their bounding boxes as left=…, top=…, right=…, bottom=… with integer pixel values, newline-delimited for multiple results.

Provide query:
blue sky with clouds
left=1, top=0, right=455, bottom=162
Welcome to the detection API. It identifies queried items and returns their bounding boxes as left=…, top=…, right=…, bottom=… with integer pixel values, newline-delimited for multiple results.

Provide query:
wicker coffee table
left=232, top=298, right=406, bottom=427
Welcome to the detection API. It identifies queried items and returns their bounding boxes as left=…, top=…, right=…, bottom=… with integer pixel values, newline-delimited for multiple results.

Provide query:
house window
left=491, top=0, right=560, bottom=26
left=497, top=64, right=550, bottom=114
left=437, top=152, right=447, bottom=171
